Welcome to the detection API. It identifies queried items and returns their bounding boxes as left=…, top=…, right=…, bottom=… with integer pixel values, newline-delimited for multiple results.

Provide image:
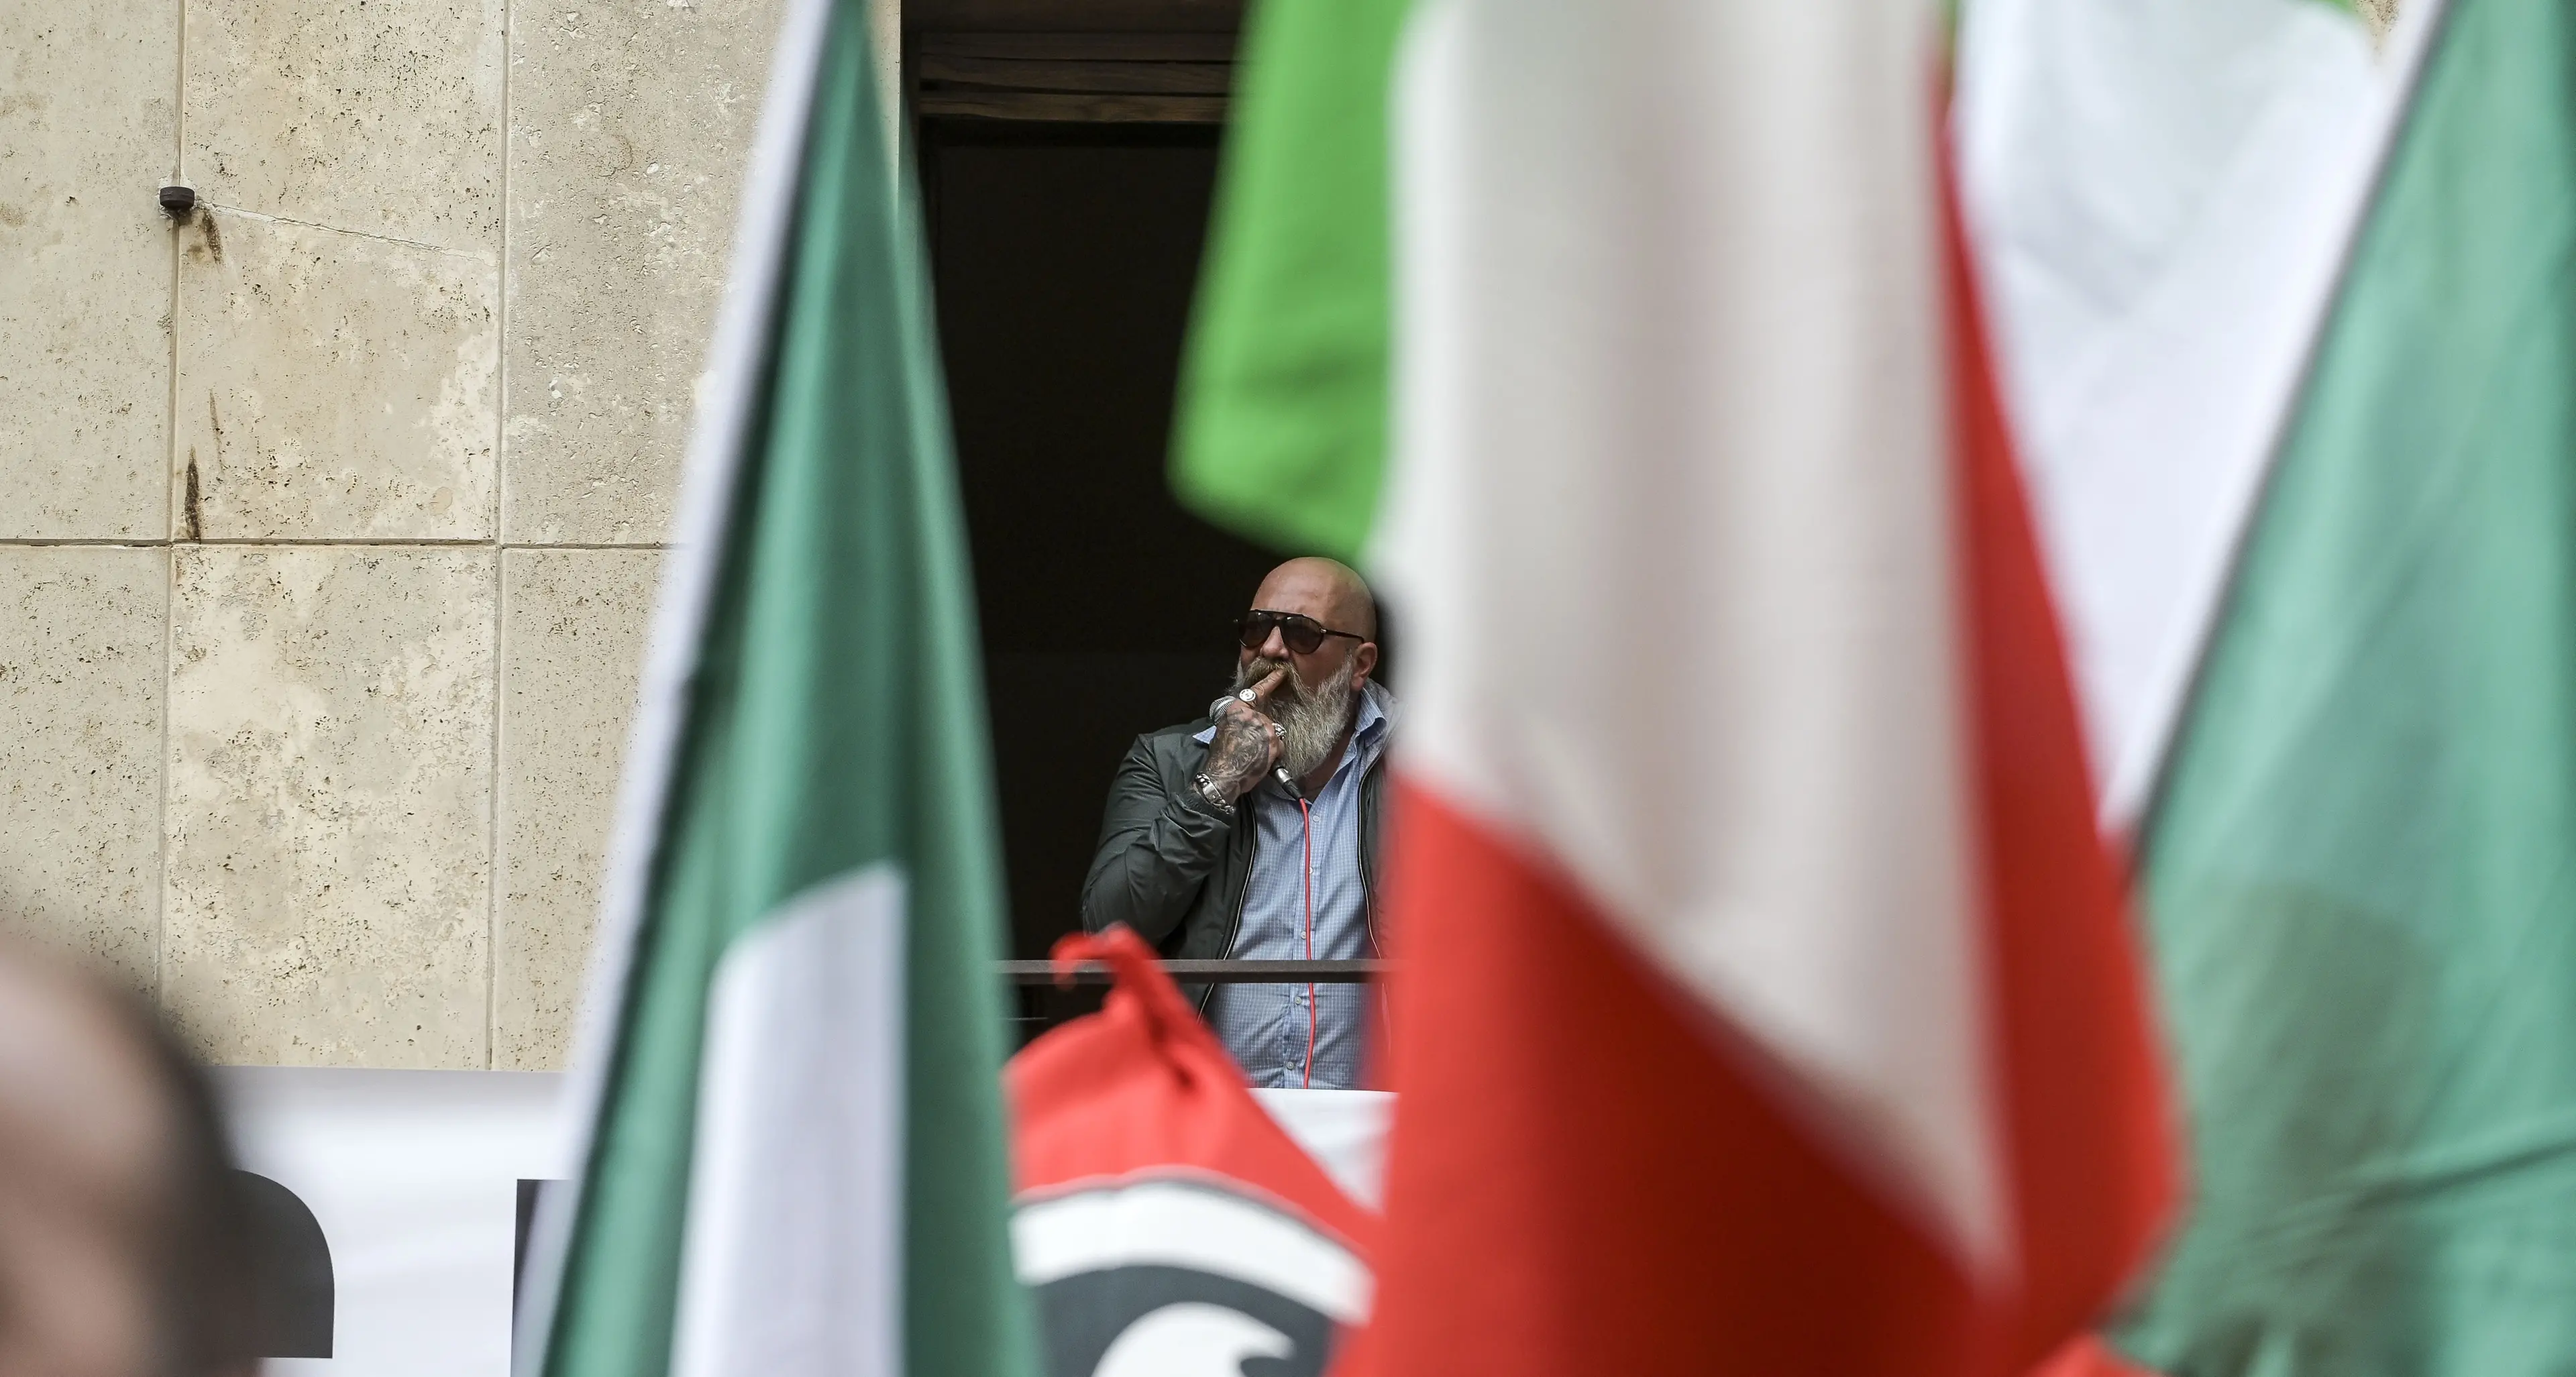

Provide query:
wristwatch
left=1192, top=772, right=1237, bottom=817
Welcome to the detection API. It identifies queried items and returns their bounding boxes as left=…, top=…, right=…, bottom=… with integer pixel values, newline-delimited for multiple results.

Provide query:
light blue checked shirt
left=1201, top=682, right=1394, bottom=1089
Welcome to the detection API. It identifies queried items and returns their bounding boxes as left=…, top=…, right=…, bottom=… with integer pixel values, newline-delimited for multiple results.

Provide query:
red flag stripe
left=1339, top=150, right=2175, bottom=1377
left=1945, top=155, right=2179, bottom=1369
left=1346, top=781, right=1983, bottom=1377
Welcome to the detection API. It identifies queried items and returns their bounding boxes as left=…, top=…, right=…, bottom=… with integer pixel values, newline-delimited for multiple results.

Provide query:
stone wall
left=0, top=0, right=887, bottom=1069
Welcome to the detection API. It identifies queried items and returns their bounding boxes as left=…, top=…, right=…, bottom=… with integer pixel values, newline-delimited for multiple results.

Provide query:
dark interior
left=918, top=111, right=1279, bottom=1037
left=909, top=0, right=1277, bottom=1039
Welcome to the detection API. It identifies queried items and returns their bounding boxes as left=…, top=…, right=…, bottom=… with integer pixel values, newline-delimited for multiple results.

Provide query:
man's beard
left=1230, top=655, right=1358, bottom=781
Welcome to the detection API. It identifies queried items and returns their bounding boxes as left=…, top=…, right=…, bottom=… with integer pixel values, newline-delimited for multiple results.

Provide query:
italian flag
left=1955, top=0, right=2434, bottom=825
left=513, top=3, right=1034, bottom=1376
left=1177, top=1, right=2176, bottom=1372
left=1970, top=0, right=2576, bottom=1370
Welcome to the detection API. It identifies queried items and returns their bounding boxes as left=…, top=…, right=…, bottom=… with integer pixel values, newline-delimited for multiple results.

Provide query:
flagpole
left=511, top=0, right=836, bottom=1368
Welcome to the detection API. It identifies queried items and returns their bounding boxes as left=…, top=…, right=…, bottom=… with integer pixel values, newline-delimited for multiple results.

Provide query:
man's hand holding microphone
left=1195, top=667, right=1288, bottom=815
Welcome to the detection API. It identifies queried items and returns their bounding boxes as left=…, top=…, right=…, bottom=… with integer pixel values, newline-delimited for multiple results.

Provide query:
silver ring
left=1237, top=688, right=1258, bottom=704
left=1271, top=722, right=1284, bottom=736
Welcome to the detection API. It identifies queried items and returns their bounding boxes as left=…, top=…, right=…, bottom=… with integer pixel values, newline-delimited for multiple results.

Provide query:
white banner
left=212, top=1068, right=1384, bottom=1377
left=215, top=1068, right=570, bottom=1377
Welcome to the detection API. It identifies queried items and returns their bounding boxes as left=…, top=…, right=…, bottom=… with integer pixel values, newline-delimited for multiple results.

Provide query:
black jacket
left=1079, top=714, right=1388, bottom=1009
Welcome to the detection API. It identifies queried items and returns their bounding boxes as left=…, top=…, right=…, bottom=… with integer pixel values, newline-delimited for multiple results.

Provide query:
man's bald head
left=1230, top=559, right=1382, bottom=787
left=1250, top=557, right=1377, bottom=642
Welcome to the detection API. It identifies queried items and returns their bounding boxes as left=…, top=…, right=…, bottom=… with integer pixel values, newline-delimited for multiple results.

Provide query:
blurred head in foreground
left=0, top=942, right=248, bottom=1377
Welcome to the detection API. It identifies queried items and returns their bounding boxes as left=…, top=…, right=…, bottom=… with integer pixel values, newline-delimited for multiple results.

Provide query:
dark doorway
left=920, top=117, right=1278, bottom=1036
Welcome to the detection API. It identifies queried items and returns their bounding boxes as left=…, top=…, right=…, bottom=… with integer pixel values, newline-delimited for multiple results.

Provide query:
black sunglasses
left=1236, top=608, right=1366, bottom=656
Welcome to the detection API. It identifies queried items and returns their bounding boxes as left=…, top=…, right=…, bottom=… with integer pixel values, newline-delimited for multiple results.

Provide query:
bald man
left=1081, top=557, right=1392, bottom=1089
left=0, top=943, right=250, bottom=1377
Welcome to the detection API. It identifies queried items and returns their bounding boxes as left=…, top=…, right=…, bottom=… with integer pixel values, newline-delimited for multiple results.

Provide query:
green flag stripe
left=527, top=2, right=1033, bottom=1374
left=2129, top=0, right=2576, bottom=1370
left=1169, top=0, right=1415, bottom=561
left=511, top=0, right=832, bottom=1364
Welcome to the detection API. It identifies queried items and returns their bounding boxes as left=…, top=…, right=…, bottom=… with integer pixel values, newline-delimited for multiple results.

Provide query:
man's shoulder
left=1131, top=718, right=1216, bottom=763
left=1113, top=720, right=1212, bottom=795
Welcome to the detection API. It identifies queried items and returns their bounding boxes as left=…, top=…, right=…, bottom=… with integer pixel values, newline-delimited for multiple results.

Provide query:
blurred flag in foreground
left=1955, top=0, right=2430, bottom=825
left=1177, top=1, right=2176, bottom=1373
left=514, top=3, right=1033, bottom=1377
left=2028, top=0, right=2576, bottom=1369
left=1171, top=0, right=1412, bottom=559
left=1007, top=928, right=1377, bottom=1377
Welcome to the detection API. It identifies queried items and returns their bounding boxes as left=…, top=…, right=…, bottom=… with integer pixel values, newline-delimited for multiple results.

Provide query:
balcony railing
left=999, top=959, right=1388, bottom=985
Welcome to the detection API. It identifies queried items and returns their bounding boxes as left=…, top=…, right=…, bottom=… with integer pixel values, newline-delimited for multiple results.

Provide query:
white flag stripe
left=669, top=867, right=906, bottom=1377
left=1379, top=0, right=2005, bottom=1273
left=512, top=1, right=833, bottom=1363
left=1012, top=1180, right=1371, bottom=1323
left=1955, top=0, right=2445, bottom=825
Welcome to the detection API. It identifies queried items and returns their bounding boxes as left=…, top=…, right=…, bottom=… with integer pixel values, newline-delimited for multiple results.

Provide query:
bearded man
left=1080, top=557, right=1391, bottom=1089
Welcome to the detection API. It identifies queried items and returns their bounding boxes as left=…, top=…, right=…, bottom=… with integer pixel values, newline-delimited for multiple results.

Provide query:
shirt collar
left=1353, top=679, right=1393, bottom=742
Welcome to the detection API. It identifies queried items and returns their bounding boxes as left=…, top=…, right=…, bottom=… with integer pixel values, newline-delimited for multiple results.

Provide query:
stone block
left=502, top=0, right=784, bottom=544
left=0, top=1, right=177, bottom=539
left=174, top=207, right=497, bottom=540
left=0, top=547, right=166, bottom=991
left=494, top=548, right=658, bottom=1070
left=163, top=545, right=494, bottom=1067
left=184, top=0, right=503, bottom=254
